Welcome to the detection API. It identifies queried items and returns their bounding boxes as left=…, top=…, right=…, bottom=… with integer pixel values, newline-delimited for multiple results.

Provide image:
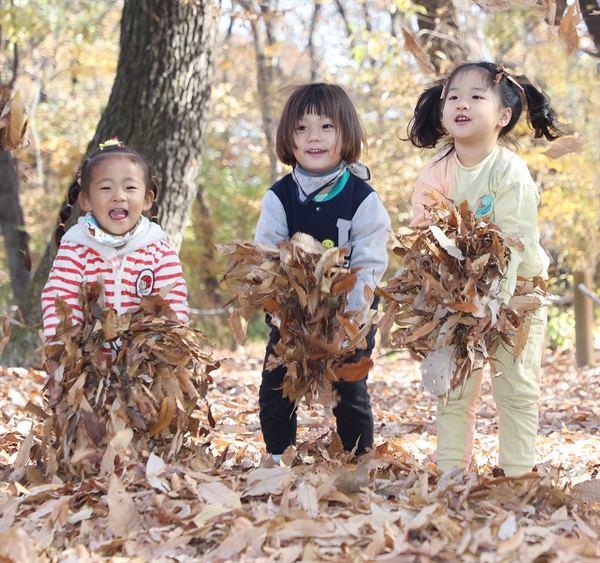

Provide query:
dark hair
left=407, top=61, right=567, bottom=149
left=275, top=83, right=367, bottom=166
left=55, top=142, right=159, bottom=246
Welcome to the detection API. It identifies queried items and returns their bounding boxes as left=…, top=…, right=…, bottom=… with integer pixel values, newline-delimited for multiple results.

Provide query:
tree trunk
left=308, top=1, right=322, bottom=81
left=581, top=0, right=600, bottom=50
left=333, top=0, right=360, bottom=57
left=0, top=150, right=31, bottom=309
left=1, top=241, right=53, bottom=368
left=237, top=0, right=281, bottom=185
left=90, top=0, right=221, bottom=252
left=194, top=186, right=222, bottom=307
left=4, top=0, right=221, bottom=367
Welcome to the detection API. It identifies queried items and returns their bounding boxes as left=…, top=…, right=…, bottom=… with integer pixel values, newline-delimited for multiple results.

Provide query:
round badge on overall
left=136, top=269, right=155, bottom=297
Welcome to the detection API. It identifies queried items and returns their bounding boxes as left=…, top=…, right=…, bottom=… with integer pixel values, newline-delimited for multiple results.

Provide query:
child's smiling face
left=78, top=155, right=154, bottom=236
left=292, top=112, right=343, bottom=175
left=442, top=68, right=511, bottom=149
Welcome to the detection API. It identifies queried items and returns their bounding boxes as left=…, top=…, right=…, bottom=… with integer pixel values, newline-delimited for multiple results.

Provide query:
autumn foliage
left=41, top=282, right=219, bottom=479
left=216, top=233, right=377, bottom=404
left=379, top=200, right=548, bottom=399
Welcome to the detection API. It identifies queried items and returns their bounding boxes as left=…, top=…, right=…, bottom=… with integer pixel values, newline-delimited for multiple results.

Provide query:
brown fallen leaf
left=543, top=136, right=585, bottom=159
left=334, top=356, right=374, bottom=382
left=401, top=27, right=436, bottom=75
left=0, top=526, right=39, bottom=562
left=0, top=342, right=599, bottom=561
left=558, top=0, right=582, bottom=55
left=570, top=479, right=600, bottom=504
left=107, top=473, right=143, bottom=537
left=149, top=396, right=177, bottom=437
left=0, top=86, right=28, bottom=151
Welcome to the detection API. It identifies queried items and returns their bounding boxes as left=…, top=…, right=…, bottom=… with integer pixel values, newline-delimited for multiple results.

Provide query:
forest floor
left=1, top=343, right=599, bottom=562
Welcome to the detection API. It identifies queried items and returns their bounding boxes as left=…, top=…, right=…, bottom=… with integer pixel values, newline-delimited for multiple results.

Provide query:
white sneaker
left=269, top=453, right=283, bottom=465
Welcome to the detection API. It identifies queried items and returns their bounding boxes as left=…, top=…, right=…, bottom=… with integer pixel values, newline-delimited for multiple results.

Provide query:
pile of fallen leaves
left=216, top=233, right=377, bottom=404
left=379, top=201, right=548, bottom=399
left=41, top=282, right=219, bottom=479
left=1, top=346, right=599, bottom=561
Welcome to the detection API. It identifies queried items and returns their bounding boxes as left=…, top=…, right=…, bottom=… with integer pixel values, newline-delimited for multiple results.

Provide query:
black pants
left=259, top=322, right=375, bottom=455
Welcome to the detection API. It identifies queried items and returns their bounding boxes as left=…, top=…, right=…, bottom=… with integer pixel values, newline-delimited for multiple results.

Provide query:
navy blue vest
left=270, top=173, right=376, bottom=263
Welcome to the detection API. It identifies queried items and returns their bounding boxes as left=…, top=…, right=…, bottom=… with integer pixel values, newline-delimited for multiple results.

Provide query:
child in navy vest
left=254, top=83, right=391, bottom=461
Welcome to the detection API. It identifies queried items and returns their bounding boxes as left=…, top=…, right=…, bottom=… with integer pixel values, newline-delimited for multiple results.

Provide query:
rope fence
left=0, top=272, right=596, bottom=366
left=189, top=306, right=231, bottom=317
left=577, top=282, right=600, bottom=306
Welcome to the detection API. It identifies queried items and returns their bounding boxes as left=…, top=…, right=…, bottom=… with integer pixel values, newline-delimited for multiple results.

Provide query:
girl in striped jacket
left=42, top=139, right=189, bottom=340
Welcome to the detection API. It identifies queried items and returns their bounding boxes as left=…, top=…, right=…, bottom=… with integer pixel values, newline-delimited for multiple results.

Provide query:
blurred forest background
left=0, top=0, right=598, bottom=364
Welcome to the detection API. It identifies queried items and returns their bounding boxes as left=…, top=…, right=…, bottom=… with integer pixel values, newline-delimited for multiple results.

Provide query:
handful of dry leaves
left=216, top=233, right=377, bottom=404
left=379, top=201, right=548, bottom=400
left=42, top=282, right=219, bottom=479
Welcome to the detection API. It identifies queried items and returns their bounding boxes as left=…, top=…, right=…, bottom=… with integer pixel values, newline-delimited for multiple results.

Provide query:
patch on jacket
left=136, top=269, right=155, bottom=297
left=475, top=195, right=494, bottom=220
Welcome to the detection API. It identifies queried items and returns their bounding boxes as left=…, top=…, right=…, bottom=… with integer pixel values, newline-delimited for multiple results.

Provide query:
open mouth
left=109, top=209, right=128, bottom=221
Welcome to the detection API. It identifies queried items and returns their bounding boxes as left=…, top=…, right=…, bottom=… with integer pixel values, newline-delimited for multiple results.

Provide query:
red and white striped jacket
left=42, top=216, right=189, bottom=340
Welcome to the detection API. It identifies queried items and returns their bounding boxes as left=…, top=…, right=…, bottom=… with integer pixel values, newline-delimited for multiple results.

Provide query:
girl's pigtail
left=150, top=173, right=159, bottom=224
left=150, top=202, right=159, bottom=224
left=521, top=83, right=566, bottom=141
left=408, top=85, right=446, bottom=148
left=55, top=180, right=81, bottom=247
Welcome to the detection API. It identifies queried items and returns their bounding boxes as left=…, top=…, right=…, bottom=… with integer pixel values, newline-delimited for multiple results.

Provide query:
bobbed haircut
left=275, top=83, right=366, bottom=167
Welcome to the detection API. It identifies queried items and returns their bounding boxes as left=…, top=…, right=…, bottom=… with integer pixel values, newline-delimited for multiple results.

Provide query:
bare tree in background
left=0, top=150, right=30, bottom=308
left=0, top=48, right=31, bottom=310
left=307, top=1, right=322, bottom=82
left=236, top=0, right=281, bottom=185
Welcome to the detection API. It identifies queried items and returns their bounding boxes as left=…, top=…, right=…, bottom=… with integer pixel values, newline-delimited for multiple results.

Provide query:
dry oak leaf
left=570, top=479, right=600, bottom=504
left=0, top=86, right=28, bottom=151
left=558, top=0, right=582, bottom=55
left=0, top=526, right=39, bottom=562
left=107, top=473, right=143, bottom=537
left=543, top=135, right=585, bottom=159
left=334, top=356, right=374, bottom=382
left=401, top=27, right=436, bottom=75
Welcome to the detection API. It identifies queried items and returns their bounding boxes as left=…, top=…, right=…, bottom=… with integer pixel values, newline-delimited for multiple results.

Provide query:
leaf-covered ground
left=1, top=343, right=599, bottom=561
